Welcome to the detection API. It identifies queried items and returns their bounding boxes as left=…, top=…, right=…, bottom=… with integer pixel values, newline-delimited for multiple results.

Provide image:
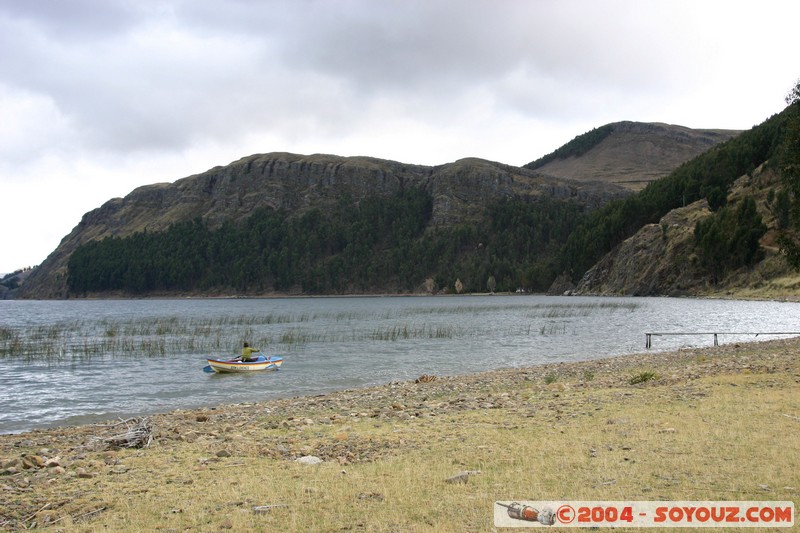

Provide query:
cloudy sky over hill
left=1, top=0, right=798, bottom=274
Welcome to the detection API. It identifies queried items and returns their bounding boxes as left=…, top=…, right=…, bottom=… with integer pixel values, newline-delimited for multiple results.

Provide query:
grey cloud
left=0, top=0, right=790, bottom=162
left=0, top=0, right=148, bottom=40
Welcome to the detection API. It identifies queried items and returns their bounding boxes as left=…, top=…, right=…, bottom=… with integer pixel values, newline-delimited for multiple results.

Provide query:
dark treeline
left=416, top=198, right=584, bottom=293
left=67, top=189, right=584, bottom=295
left=524, top=124, right=615, bottom=169
left=694, top=197, right=767, bottom=284
left=776, top=90, right=800, bottom=267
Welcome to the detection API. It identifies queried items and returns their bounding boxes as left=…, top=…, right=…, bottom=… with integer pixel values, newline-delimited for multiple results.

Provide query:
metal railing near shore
left=645, top=332, right=800, bottom=349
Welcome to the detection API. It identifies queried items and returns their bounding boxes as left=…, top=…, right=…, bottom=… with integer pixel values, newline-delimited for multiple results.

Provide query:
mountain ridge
left=19, top=152, right=631, bottom=298
left=15, top=120, right=758, bottom=299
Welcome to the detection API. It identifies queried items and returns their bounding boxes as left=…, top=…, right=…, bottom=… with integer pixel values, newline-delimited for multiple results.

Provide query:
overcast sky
left=1, top=0, right=798, bottom=274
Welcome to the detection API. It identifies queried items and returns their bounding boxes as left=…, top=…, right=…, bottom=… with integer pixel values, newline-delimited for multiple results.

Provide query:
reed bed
left=1, top=319, right=561, bottom=359
left=0, top=301, right=627, bottom=360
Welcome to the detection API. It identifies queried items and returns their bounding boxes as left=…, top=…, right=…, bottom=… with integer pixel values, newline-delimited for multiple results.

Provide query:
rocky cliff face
left=20, top=153, right=630, bottom=298
left=573, top=200, right=713, bottom=296
left=572, top=165, right=793, bottom=296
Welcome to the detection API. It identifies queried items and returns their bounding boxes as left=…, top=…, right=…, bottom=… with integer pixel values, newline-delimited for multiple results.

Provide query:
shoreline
left=4, top=335, right=798, bottom=440
left=11, top=287, right=800, bottom=305
left=2, top=332, right=789, bottom=437
left=7, top=295, right=800, bottom=438
left=12, top=290, right=534, bottom=301
left=2, top=337, right=799, bottom=531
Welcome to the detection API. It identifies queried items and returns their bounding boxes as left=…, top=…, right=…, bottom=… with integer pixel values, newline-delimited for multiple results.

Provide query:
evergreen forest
left=67, top=189, right=583, bottom=295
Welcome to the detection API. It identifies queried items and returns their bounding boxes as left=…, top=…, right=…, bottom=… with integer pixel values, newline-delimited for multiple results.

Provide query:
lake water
left=1, top=295, right=799, bottom=434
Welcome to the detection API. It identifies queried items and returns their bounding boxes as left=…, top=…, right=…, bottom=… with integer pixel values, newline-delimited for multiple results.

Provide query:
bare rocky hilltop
left=529, top=121, right=740, bottom=190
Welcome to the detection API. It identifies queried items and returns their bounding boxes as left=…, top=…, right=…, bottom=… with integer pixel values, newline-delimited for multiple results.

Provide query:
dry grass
left=2, top=341, right=799, bottom=531
left=712, top=271, right=800, bottom=301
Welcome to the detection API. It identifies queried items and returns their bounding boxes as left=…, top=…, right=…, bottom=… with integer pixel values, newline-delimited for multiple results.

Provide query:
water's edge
left=3, top=295, right=799, bottom=434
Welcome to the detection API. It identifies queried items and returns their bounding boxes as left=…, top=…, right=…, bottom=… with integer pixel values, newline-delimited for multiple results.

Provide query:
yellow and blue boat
left=205, top=355, right=283, bottom=373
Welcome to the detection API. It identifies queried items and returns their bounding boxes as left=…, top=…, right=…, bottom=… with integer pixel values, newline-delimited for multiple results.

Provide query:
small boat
left=205, top=355, right=283, bottom=373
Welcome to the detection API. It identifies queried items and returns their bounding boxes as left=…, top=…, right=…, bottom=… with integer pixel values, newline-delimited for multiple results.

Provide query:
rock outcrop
left=573, top=165, right=794, bottom=296
left=574, top=200, right=712, bottom=296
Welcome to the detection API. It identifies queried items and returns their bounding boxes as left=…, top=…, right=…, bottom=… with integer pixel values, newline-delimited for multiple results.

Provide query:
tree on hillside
left=777, top=78, right=800, bottom=267
left=695, top=196, right=766, bottom=284
left=786, top=78, right=800, bottom=105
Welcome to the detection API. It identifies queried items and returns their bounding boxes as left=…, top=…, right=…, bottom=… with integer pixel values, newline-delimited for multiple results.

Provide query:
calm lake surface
left=1, top=295, right=799, bottom=434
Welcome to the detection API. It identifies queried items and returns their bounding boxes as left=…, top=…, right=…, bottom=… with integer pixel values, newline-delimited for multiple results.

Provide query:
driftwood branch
left=22, top=503, right=51, bottom=524
left=51, top=506, right=108, bottom=525
left=91, top=417, right=153, bottom=449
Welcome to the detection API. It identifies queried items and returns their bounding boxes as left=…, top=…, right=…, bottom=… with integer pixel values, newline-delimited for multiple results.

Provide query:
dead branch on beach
left=90, top=417, right=153, bottom=449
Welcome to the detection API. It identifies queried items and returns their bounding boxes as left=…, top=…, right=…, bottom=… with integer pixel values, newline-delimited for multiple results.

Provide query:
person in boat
left=238, top=342, right=260, bottom=362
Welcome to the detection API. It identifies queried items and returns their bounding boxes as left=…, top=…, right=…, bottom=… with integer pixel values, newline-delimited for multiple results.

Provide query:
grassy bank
left=2, top=338, right=799, bottom=531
